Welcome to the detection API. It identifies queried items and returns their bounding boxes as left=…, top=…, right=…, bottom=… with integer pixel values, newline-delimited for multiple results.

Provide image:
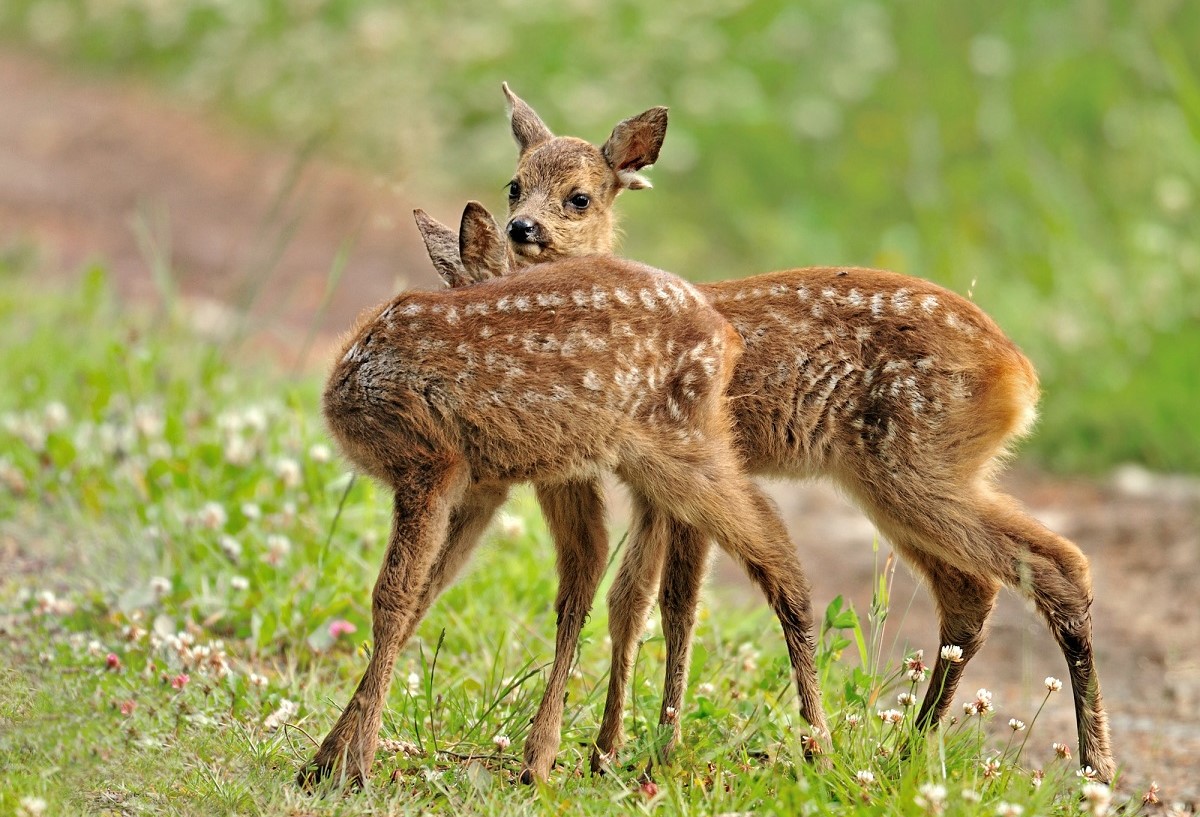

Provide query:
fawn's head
left=502, top=83, right=667, bottom=266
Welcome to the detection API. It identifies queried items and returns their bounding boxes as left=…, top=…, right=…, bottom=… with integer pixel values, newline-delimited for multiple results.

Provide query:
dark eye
left=507, top=181, right=521, bottom=202
left=568, top=192, right=591, bottom=209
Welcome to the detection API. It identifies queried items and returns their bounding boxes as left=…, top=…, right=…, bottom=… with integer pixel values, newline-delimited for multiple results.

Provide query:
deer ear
left=414, top=209, right=471, bottom=288
left=601, top=106, right=668, bottom=189
left=459, top=201, right=508, bottom=281
left=502, top=82, right=553, bottom=155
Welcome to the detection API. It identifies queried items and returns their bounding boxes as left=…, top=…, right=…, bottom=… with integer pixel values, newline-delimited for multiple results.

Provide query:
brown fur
left=299, top=204, right=826, bottom=787
left=487, top=88, right=1114, bottom=782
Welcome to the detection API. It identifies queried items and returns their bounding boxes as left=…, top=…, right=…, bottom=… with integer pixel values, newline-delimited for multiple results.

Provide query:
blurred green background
left=2, top=0, right=1197, bottom=472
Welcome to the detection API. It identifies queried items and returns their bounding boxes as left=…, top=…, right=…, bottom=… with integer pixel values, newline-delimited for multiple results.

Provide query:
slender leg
left=299, top=459, right=466, bottom=787
left=591, top=494, right=668, bottom=773
left=414, top=484, right=510, bottom=619
left=986, top=494, right=1114, bottom=782
left=520, top=478, right=610, bottom=783
left=651, top=518, right=710, bottom=767
left=619, top=444, right=829, bottom=749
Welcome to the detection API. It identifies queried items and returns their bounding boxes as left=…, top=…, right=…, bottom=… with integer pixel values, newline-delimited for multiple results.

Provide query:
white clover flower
left=263, top=699, right=298, bottom=732
left=697, top=682, right=715, bottom=696
left=844, top=712, right=863, bottom=728
left=230, top=575, right=250, bottom=591
left=43, top=401, right=69, bottom=431
left=961, top=788, right=981, bottom=803
left=149, top=576, right=171, bottom=598
left=198, top=501, right=227, bottom=530
left=854, top=769, right=875, bottom=786
left=897, top=691, right=917, bottom=707
left=133, top=404, right=164, bottom=437
left=968, top=688, right=994, bottom=716
left=275, top=457, right=302, bottom=488
left=224, top=436, right=253, bottom=466
left=1045, top=676, right=1063, bottom=692
left=493, top=733, right=511, bottom=751
left=981, top=757, right=1001, bottom=779
left=17, top=796, right=48, bottom=817
left=263, top=534, right=291, bottom=565
left=241, top=502, right=262, bottom=520
left=497, top=511, right=526, bottom=540
left=248, top=672, right=268, bottom=688
left=407, top=671, right=421, bottom=694
left=1076, top=765, right=1100, bottom=781
left=664, top=706, right=677, bottom=722
left=1053, top=742, right=1072, bottom=759
left=219, top=535, right=242, bottom=562
left=940, top=645, right=964, bottom=663
left=242, top=406, right=268, bottom=434
left=1080, top=782, right=1112, bottom=816
left=905, top=648, right=929, bottom=682
left=1009, top=718, right=1026, bottom=732
left=878, top=708, right=903, bottom=725
left=915, top=782, right=947, bottom=814
left=995, top=802, right=1023, bottom=817
left=308, top=443, right=332, bottom=463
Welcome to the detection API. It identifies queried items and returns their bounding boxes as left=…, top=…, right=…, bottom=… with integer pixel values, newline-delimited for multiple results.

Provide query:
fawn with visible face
left=497, top=86, right=1114, bottom=783
left=300, top=202, right=825, bottom=787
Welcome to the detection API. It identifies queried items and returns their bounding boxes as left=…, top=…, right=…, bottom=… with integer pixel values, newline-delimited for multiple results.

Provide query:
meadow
left=0, top=254, right=1156, bottom=815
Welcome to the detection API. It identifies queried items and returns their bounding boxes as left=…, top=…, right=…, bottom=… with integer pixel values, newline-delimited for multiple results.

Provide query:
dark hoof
left=518, top=767, right=536, bottom=785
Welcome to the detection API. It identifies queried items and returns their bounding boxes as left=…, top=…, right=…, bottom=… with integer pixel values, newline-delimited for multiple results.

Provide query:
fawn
left=495, top=86, right=1115, bottom=782
left=300, top=202, right=827, bottom=786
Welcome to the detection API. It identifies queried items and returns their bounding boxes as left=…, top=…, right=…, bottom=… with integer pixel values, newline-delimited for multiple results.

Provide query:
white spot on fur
left=444, top=306, right=459, bottom=325
left=496, top=296, right=513, bottom=313
left=582, top=371, right=602, bottom=391
left=535, top=293, right=564, bottom=308
left=513, top=296, right=531, bottom=312
left=846, top=289, right=864, bottom=307
left=891, top=288, right=911, bottom=313
left=639, top=289, right=657, bottom=310
left=592, top=288, right=609, bottom=310
left=921, top=294, right=939, bottom=313
left=915, top=357, right=935, bottom=370
left=401, top=303, right=423, bottom=316
left=870, top=293, right=884, bottom=317
left=465, top=302, right=489, bottom=316
left=613, top=288, right=633, bottom=306
left=480, top=325, right=493, bottom=339
left=572, top=290, right=589, bottom=307
left=796, top=286, right=810, bottom=300
left=822, top=288, right=836, bottom=300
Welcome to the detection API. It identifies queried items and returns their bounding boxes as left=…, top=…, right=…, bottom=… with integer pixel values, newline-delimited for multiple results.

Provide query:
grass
left=2, top=0, right=1199, bottom=471
left=0, top=261, right=1146, bottom=813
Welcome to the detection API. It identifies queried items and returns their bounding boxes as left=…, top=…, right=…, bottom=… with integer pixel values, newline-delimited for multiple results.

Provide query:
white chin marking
left=516, top=243, right=543, bottom=257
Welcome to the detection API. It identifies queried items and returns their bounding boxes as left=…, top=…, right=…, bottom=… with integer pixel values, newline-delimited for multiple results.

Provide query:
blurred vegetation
left=1, top=0, right=1198, bottom=472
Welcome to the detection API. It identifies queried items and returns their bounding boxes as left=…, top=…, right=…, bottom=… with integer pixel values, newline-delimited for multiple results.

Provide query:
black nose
left=507, top=217, right=536, bottom=243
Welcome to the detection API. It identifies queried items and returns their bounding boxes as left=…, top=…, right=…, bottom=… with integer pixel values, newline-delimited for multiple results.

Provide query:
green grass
left=0, top=263, right=1142, bottom=813
left=2, top=0, right=1199, bottom=471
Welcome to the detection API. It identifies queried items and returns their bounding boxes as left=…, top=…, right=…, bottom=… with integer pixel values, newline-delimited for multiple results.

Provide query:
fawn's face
left=506, top=138, right=621, bottom=264
left=501, top=84, right=667, bottom=267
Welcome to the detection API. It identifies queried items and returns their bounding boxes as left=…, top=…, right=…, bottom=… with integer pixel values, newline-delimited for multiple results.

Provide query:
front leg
left=520, top=478, right=609, bottom=784
left=299, top=460, right=466, bottom=788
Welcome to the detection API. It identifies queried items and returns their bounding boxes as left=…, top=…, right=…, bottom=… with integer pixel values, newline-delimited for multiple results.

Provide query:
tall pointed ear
left=503, top=82, right=554, bottom=155
left=414, top=209, right=471, bottom=288
left=459, top=201, right=508, bottom=282
left=601, top=106, right=668, bottom=190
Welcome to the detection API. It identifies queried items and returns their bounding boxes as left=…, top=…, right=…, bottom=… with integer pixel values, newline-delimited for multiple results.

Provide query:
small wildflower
left=1008, top=718, right=1026, bottom=731
left=328, top=619, right=357, bottom=639
left=844, top=712, right=863, bottom=728
left=308, top=443, right=332, bottom=463
left=878, top=708, right=903, bottom=725
left=219, top=535, right=242, bottom=562
left=496, top=511, right=526, bottom=540
left=897, top=692, right=917, bottom=707
left=995, top=802, right=1023, bottom=817
left=241, top=502, right=262, bottom=520
left=407, top=671, right=421, bottom=694
left=493, top=733, right=511, bottom=751
left=263, top=699, right=299, bottom=732
left=1053, top=741, right=1072, bottom=759
left=940, top=645, right=964, bottom=663
left=1143, top=781, right=1160, bottom=806
left=198, top=501, right=228, bottom=530
left=961, top=788, right=982, bottom=803
left=905, top=649, right=928, bottom=682
left=43, top=401, right=69, bottom=431
left=1076, top=765, right=1100, bottom=781
left=105, top=652, right=121, bottom=671
left=1045, top=676, right=1063, bottom=692
left=697, top=682, right=715, bottom=696
left=87, top=639, right=104, bottom=657
left=230, top=575, right=250, bottom=591
left=639, top=780, right=659, bottom=798
left=275, top=457, right=302, bottom=488
left=149, top=576, right=171, bottom=597
left=263, top=534, right=291, bottom=565
left=915, top=782, right=947, bottom=814
left=16, top=797, right=48, bottom=817
left=855, top=769, right=875, bottom=786
left=663, top=706, right=677, bottom=722
left=171, top=673, right=190, bottom=690
left=133, top=404, right=164, bottom=437
left=981, top=757, right=1001, bottom=779
left=1080, top=782, right=1112, bottom=816
left=248, top=672, right=269, bottom=688
left=1031, top=769, right=1045, bottom=788
left=801, top=730, right=824, bottom=754
left=966, top=688, right=994, bottom=716
left=120, top=699, right=136, bottom=716
left=224, top=436, right=253, bottom=466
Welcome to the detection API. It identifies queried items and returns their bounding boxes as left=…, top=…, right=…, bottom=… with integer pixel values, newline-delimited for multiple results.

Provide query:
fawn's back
left=704, top=267, right=1039, bottom=484
left=324, top=257, right=737, bottom=486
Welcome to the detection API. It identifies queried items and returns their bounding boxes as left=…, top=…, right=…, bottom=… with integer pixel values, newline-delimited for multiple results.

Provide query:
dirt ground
left=2, top=49, right=1197, bottom=804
